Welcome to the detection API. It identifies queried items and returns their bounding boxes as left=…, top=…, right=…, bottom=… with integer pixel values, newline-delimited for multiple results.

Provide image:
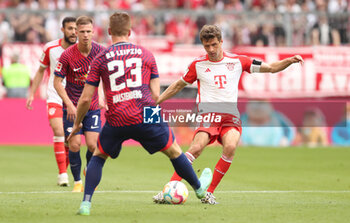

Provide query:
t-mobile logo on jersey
left=143, top=105, right=161, bottom=124
left=214, top=75, right=227, bottom=89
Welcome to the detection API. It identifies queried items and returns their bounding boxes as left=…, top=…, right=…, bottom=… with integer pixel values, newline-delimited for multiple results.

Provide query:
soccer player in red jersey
left=153, top=25, right=304, bottom=204
left=68, top=12, right=213, bottom=215
left=54, top=16, right=106, bottom=193
left=26, top=17, right=77, bottom=186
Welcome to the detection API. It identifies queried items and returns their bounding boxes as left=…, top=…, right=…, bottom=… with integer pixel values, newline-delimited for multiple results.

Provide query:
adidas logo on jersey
left=205, top=68, right=211, bottom=72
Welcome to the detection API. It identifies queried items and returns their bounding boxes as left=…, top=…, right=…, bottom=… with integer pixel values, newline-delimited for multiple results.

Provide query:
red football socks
left=207, top=155, right=232, bottom=193
left=53, top=136, right=67, bottom=174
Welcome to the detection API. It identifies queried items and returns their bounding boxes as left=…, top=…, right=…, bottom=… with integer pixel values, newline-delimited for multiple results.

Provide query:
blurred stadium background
left=0, top=0, right=349, bottom=147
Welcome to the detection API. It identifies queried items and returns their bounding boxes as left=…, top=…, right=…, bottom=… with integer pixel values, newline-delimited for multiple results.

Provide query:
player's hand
left=26, top=95, right=34, bottom=110
left=290, top=55, right=304, bottom=65
left=67, top=105, right=77, bottom=122
left=67, top=123, right=82, bottom=141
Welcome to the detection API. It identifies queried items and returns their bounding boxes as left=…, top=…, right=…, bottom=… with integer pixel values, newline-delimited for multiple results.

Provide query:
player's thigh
left=187, top=131, right=211, bottom=157
left=84, top=131, right=99, bottom=151
left=162, top=140, right=182, bottom=159
left=191, top=131, right=211, bottom=147
left=98, top=123, right=125, bottom=159
left=220, top=128, right=241, bottom=157
left=49, top=117, right=64, bottom=136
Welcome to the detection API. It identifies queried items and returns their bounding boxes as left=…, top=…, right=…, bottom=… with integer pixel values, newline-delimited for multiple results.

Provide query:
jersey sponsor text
left=113, top=90, right=143, bottom=103
left=106, top=48, right=143, bottom=59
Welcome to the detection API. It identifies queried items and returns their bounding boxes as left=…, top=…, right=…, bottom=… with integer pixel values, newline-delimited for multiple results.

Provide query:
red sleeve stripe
left=98, top=138, right=110, bottom=157
left=160, top=126, right=174, bottom=152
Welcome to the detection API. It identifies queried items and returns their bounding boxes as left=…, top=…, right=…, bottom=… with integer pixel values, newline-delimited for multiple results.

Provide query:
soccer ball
left=162, top=181, right=189, bottom=204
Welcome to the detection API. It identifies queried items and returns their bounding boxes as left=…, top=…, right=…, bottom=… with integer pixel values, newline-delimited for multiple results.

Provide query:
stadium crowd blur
left=0, top=0, right=349, bottom=48
left=0, top=0, right=349, bottom=147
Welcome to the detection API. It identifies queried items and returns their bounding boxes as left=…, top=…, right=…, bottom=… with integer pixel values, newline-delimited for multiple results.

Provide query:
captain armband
left=250, top=59, right=262, bottom=73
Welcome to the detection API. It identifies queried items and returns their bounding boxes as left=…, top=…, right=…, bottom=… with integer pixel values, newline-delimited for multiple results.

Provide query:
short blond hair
left=109, top=12, right=131, bottom=36
left=76, top=16, right=93, bottom=26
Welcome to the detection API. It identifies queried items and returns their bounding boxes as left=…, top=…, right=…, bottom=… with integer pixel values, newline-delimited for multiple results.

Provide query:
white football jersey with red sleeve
left=181, top=52, right=259, bottom=117
left=39, top=39, right=66, bottom=105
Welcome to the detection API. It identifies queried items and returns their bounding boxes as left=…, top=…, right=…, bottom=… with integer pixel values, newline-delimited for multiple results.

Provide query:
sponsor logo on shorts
left=49, top=107, right=56, bottom=116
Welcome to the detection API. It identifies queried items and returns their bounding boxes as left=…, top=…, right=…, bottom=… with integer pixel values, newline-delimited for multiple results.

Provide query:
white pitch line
left=0, top=190, right=349, bottom=195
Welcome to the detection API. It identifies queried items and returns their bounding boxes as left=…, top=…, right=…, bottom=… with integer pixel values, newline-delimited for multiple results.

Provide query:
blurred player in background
left=153, top=25, right=304, bottom=204
left=68, top=12, right=213, bottom=215
left=54, top=16, right=105, bottom=193
left=26, top=17, right=77, bottom=186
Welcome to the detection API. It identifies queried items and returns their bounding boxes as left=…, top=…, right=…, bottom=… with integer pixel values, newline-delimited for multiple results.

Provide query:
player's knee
left=80, top=97, right=91, bottom=105
left=93, top=148, right=107, bottom=159
left=223, top=144, right=236, bottom=158
left=69, top=142, right=80, bottom=152
left=86, top=143, right=97, bottom=152
left=187, top=144, right=204, bottom=158
left=162, top=142, right=182, bottom=159
left=51, top=126, right=64, bottom=136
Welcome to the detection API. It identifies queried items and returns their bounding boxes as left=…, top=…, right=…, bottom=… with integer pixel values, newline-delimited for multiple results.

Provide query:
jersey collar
left=113, top=42, right=130, bottom=46
left=207, top=52, right=225, bottom=63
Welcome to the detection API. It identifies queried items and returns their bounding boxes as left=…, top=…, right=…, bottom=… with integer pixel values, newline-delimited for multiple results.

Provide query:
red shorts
left=47, top=103, right=63, bottom=120
left=194, top=113, right=242, bottom=145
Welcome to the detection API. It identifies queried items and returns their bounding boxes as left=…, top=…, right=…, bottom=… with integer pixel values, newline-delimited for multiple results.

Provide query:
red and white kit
left=181, top=52, right=261, bottom=142
left=39, top=39, right=66, bottom=119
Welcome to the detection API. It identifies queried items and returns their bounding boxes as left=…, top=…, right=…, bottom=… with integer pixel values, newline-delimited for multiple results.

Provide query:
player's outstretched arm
left=67, top=83, right=96, bottom=141
left=156, top=79, right=187, bottom=104
left=26, top=66, right=46, bottom=110
left=259, top=55, right=304, bottom=73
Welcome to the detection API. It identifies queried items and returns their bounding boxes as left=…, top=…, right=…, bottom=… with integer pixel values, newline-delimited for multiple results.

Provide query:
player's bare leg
left=78, top=147, right=108, bottom=215
left=186, top=132, right=211, bottom=158
left=68, top=134, right=83, bottom=192
left=49, top=117, right=69, bottom=186
left=203, top=128, right=240, bottom=204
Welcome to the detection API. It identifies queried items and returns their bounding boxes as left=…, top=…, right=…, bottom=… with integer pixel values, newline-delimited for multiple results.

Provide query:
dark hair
left=199, top=25, right=222, bottom=43
left=76, top=16, right=93, bottom=26
left=109, top=12, right=131, bottom=36
left=62, top=17, right=76, bottom=28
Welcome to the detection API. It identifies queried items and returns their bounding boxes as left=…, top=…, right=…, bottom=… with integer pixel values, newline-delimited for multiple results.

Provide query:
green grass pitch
left=0, top=145, right=349, bottom=223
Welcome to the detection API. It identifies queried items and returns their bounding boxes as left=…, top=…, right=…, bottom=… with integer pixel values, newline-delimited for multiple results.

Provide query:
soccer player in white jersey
left=153, top=25, right=304, bottom=204
left=26, top=17, right=77, bottom=186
